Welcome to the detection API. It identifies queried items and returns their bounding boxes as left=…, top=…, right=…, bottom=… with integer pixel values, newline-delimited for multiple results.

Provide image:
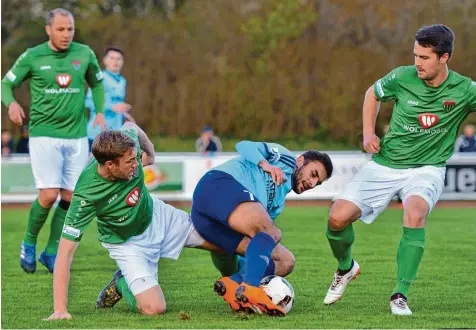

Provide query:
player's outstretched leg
left=96, top=269, right=123, bottom=308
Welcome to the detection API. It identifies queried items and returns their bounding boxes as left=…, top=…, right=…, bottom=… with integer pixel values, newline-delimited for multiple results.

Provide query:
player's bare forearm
left=53, top=239, right=79, bottom=313
left=362, top=86, right=381, bottom=136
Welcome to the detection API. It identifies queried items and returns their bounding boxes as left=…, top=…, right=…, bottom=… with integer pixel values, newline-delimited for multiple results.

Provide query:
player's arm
left=1, top=50, right=32, bottom=126
left=364, top=67, right=400, bottom=153
left=122, top=122, right=155, bottom=165
left=45, top=194, right=96, bottom=321
left=467, top=80, right=476, bottom=113
left=236, top=141, right=286, bottom=186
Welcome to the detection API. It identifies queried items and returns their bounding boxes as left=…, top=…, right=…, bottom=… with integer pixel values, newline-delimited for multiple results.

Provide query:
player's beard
left=291, top=166, right=304, bottom=194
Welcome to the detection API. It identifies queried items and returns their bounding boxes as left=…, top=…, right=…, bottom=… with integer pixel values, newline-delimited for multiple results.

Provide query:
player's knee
left=138, top=302, right=166, bottom=315
left=328, top=210, right=352, bottom=231
left=404, top=209, right=427, bottom=227
left=280, top=252, right=296, bottom=276
left=38, top=189, right=60, bottom=207
left=254, top=224, right=281, bottom=243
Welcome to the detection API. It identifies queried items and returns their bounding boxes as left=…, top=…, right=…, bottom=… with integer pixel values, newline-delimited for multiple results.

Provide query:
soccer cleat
left=20, top=242, right=36, bottom=273
left=323, top=260, right=360, bottom=305
left=96, top=269, right=123, bottom=308
left=214, top=276, right=253, bottom=313
left=390, top=293, right=413, bottom=315
left=39, top=251, right=56, bottom=273
left=235, top=283, right=286, bottom=316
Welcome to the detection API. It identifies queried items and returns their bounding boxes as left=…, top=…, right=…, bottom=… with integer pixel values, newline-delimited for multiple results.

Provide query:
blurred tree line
left=2, top=0, right=476, bottom=146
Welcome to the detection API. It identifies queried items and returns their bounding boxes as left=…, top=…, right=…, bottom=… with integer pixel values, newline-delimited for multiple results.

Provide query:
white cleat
left=323, top=260, right=360, bottom=305
left=390, top=293, right=413, bottom=315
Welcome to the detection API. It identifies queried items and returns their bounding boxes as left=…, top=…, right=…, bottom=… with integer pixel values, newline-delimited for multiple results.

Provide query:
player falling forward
left=323, top=24, right=476, bottom=315
left=192, top=141, right=333, bottom=316
left=45, top=123, right=224, bottom=320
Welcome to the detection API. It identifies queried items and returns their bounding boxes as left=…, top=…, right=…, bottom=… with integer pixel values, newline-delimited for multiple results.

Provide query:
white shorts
left=339, top=161, right=446, bottom=224
left=29, top=137, right=89, bottom=190
left=102, top=196, right=202, bottom=295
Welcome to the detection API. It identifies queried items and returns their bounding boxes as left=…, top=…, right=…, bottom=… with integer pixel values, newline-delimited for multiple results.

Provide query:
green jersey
left=373, top=65, right=476, bottom=168
left=1, top=42, right=104, bottom=138
left=61, top=128, right=153, bottom=244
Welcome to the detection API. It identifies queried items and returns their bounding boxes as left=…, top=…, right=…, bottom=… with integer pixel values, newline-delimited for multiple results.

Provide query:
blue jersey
left=212, top=141, right=296, bottom=220
left=86, top=70, right=127, bottom=139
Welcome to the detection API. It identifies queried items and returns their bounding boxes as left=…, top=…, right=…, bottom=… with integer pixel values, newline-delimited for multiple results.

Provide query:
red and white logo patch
left=418, top=113, right=439, bottom=129
left=56, top=74, right=72, bottom=87
left=125, top=188, right=140, bottom=206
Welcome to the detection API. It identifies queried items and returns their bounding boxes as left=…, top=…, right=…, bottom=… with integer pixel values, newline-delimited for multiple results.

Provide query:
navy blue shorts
left=191, top=170, right=258, bottom=254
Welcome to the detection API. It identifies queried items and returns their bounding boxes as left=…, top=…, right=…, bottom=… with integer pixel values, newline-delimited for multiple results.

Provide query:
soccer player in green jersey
left=1, top=8, right=106, bottom=274
left=323, top=24, right=476, bottom=315
left=45, top=123, right=226, bottom=320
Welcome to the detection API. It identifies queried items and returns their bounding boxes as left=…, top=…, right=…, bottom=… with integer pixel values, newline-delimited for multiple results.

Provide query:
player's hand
left=363, top=134, right=380, bottom=154
left=43, top=311, right=72, bottom=321
left=259, top=160, right=286, bottom=186
left=94, top=113, right=106, bottom=131
left=112, top=102, right=132, bottom=113
left=141, top=152, right=155, bottom=166
left=8, top=102, right=25, bottom=126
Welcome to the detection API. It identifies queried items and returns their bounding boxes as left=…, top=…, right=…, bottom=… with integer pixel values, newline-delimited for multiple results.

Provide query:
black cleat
left=96, top=269, right=123, bottom=308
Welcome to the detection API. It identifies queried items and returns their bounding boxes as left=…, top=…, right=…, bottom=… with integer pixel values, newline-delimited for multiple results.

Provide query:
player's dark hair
left=104, top=47, right=124, bottom=57
left=302, top=150, right=333, bottom=178
left=92, top=131, right=136, bottom=165
left=46, top=8, right=74, bottom=26
left=415, top=24, right=455, bottom=59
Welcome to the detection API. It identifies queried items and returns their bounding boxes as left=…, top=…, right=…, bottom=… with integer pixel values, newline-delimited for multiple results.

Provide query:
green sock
left=116, top=276, right=139, bottom=313
left=393, top=227, right=425, bottom=297
left=24, top=199, right=51, bottom=245
left=326, top=224, right=355, bottom=270
left=45, top=205, right=68, bottom=255
left=210, top=251, right=239, bottom=276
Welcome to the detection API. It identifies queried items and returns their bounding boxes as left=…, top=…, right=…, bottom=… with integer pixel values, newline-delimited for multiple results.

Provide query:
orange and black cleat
left=214, top=277, right=253, bottom=313
left=235, top=283, right=286, bottom=316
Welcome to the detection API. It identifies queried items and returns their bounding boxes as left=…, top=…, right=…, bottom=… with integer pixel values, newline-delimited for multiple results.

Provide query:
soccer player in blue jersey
left=191, top=141, right=333, bottom=315
left=85, top=47, right=134, bottom=150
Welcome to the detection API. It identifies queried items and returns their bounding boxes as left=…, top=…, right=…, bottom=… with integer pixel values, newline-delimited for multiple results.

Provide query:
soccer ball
left=259, top=275, right=295, bottom=314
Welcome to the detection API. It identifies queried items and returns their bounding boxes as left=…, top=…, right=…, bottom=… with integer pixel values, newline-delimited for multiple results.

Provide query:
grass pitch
left=2, top=205, right=475, bottom=329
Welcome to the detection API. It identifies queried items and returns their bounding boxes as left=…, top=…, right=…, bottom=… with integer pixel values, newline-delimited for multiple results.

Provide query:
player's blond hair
left=92, top=131, right=136, bottom=165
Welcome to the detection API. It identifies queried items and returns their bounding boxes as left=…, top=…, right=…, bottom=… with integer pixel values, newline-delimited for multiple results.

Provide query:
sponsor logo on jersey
left=56, top=74, right=72, bottom=87
left=6, top=71, right=16, bottom=82
left=125, top=187, right=140, bottom=206
left=72, top=60, right=81, bottom=70
left=443, top=100, right=456, bottom=112
left=407, top=100, right=419, bottom=106
left=62, top=225, right=80, bottom=238
left=108, top=194, right=118, bottom=204
left=40, top=65, right=51, bottom=70
left=418, top=113, right=439, bottom=129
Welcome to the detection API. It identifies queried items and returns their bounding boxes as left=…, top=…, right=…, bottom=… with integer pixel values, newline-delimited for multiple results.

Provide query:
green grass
left=149, top=136, right=359, bottom=152
left=2, top=206, right=475, bottom=329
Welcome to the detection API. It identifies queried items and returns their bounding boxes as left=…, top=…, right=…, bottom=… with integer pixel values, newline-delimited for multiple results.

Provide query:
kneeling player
left=45, top=123, right=223, bottom=320
left=192, top=141, right=333, bottom=316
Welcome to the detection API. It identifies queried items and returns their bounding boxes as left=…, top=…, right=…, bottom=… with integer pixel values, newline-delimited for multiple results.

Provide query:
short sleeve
left=467, top=80, right=476, bottom=113
left=374, top=67, right=400, bottom=102
left=61, top=193, right=96, bottom=242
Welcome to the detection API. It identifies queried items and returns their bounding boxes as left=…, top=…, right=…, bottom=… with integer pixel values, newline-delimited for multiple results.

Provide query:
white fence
left=1, top=152, right=475, bottom=203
